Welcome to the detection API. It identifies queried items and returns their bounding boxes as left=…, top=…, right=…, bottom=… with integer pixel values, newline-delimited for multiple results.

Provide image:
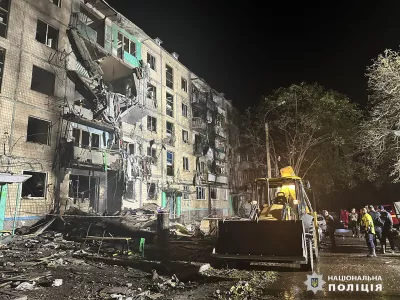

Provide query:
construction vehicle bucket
left=214, top=220, right=307, bottom=262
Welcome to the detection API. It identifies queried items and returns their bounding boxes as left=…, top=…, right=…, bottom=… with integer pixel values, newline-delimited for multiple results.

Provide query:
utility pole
left=265, top=123, right=272, bottom=178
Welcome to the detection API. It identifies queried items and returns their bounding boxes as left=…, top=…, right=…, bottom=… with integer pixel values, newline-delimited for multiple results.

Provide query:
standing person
left=349, top=208, right=359, bottom=237
left=361, top=207, right=376, bottom=257
left=323, top=210, right=336, bottom=248
left=340, top=209, right=350, bottom=229
left=368, top=205, right=384, bottom=249
left=377, top=205, right=396, bottom=254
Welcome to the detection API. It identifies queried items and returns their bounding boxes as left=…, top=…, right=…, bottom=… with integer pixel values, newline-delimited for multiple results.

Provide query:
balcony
left=194, top=143, right=204, bottom=156
left=215, top=126, right=226, bottom=139
left=192, top=117, right=207, bottom=131
left=215, top=149, right=226, bottom=161
left=207, top=173, right=229, bottom=185
left=191, top=92, right=207, bottom=109
left=72, top=147, right=120, bottom=170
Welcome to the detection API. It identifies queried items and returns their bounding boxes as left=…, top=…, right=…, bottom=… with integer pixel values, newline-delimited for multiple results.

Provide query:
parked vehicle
left=375, top=204, right=399, bottom=228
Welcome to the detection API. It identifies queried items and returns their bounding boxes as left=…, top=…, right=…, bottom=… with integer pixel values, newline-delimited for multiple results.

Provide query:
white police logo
left=304, top=272, right=326, bottom=294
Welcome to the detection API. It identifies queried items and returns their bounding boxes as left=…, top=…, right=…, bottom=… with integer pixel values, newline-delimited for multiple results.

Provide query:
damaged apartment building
left=0, top=0, right=240, bottom=231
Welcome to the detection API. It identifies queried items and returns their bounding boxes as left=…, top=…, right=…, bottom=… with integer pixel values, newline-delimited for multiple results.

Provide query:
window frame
left=35, top=19, right=59, bottom=50
left=147, top=52, right=156, bottom=70
left=166, top=92, right=174, bottom=117
left=183, top=157, right=189, bottom=171
left=183, top=185, right=189, bottom=200
left=181, top=103, right=188, bottom=118
left=181, top=77, right=188, bottom=92
left=165, top=64, right=174, bottom=89
left=22, top=170, right=48, bottom=199
left=31, top=65, right=55, bottom=96
left=0, top=0, right=10, bottom=39
left=147, top=115, right=157, bottom=132
left=166, top=150, right=174, bottom=176
left=182, top=129, right=189, bottom=144
left=196, top=186, right=206, bottom=200
left=26, top=116, right=51, bottom=146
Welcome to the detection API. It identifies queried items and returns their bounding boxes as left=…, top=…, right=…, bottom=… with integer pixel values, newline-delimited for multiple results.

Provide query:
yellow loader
left=212, top=166, right=319, bottom=271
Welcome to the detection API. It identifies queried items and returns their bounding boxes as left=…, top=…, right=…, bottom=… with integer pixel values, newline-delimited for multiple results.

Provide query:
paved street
left=262, top=231, right=400, bottom=299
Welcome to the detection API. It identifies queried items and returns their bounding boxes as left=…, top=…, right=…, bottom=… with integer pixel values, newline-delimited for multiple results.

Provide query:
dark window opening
left=22, top=171, right=46, bottom=198
left=166, top=64, right=173, bottom=89
left=147, top=147, right=157, bottom=164
left=31, top=66, right=55, bottom=95
left=147, top=183, right=156, bottom=199
left=182, top=130, right=188, bottom=143
left=167, top=150, right=174, bottom=176
left=118, top=32, right=136, bottom=57
left=91, top=133, right=100, bottom=149
left=181, top=77, right=187, bottom=92
left=81, top=130, right=90, bottom=148
left=102, top=132, right=107, bottom=147
left=147, top=53, right=155, bottom=70
left=183, top=157, right=189, bottom=171
left=166, top=92, right=173, bottom=117
left=27, top=116, right=51, bottom=145
left=0, top=0, right=9, bottom=38
left=69, top=174, right=98, bottom=201
left=182, top=103, right=188, bottom=118
left=128, top=144, right=135, bottom=155
left=35, top=20, right=58, bottom=50
left=166, top=121, right=174, bottom=136
left=183, top=185, right=189, bottom=200
left=211, top=188, right=217, bottom=199
left=72, top=128, right=80, bottom=146
left=0, top=47, right=5, bottom=92
left=147, top=116, right=157, bottom=132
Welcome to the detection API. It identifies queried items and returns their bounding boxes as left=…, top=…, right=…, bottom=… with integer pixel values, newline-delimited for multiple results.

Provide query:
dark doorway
left=107, top=170, right=124, bottom=214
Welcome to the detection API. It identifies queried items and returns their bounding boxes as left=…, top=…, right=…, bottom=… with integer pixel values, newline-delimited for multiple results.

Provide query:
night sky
left=111, top=0, right=400, bottom=112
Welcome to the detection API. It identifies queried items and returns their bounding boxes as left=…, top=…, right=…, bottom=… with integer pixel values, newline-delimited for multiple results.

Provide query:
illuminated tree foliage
left=242, top=83, right=362, bottom=197
left=361, top=49, right=400, bottom=182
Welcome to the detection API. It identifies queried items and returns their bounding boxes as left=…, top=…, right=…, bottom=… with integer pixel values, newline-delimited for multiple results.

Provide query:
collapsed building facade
left=0, top=0, right=241, bottom=230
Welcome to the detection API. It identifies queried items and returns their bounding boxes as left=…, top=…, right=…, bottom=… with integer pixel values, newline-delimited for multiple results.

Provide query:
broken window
left=183, top=185, right=189, bottom=200
left=165, top=64, right=173, bottom=89
left=128, top=144, right=135, bottom=155
left=147, top=52, right=156, bottom=70
left=91, top=133, right=100, bottom=149
left=183, top=157, right=189, bottom=171
left=31, top=66, right=55, bottom=96
left=72, top=128, right=80, bottom=146
left=49, top=0, right=61, bottom=7
left=68, top=174, right=97, bottom=200
left=35, top=20, right=58, bottom=50
left=166, top=121, right=174, bottom=136
left=22, top=171, right=47, bottom=198
left=147, top=183, right=156, bottom=199
left=182, top=130, right=188, bottom=143
left=81, top=130, right=90, bottom=148
left=211, top=187, right=217, bottom=200
left=147, top=116, right=157, bottom=132
left=216, top=114, right=225, bottom=127
left=118, top=32, right=136, bottom=57
left=166, top=151, right=174, bottom=176
left=181, top=103, right=188, bottom=118
left=0, top=0, right=10, bottom=38
left=196, top=187, right=205, bottom=200
left=147, top=83, right=157, bottom=107
left=0, top=47, right=5, bottom=91
left=147, top=147, right=157, bottom=164
left=181, top=77, right=187, bottom=92
left=166, top=92, right=174, bottom=117
left=27, top=116, right=51, bottom=145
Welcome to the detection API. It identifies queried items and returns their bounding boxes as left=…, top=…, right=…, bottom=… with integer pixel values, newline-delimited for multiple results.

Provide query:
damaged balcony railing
left=192, top=117, right=207, bottom=131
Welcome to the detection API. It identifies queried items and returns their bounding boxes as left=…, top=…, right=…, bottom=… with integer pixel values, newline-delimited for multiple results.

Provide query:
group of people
left=323, top=205, right=397, bottom=257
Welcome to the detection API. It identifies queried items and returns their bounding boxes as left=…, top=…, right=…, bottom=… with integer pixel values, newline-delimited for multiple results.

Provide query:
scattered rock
left=15, top=281, right=36, bottom=291
left=198, top=263, right=211, bottom=273
left=52, top=279, right=63, bottom=287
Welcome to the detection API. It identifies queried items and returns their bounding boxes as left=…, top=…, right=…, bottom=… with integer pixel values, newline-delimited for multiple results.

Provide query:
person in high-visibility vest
left=361, top=207, right=376, bottom=257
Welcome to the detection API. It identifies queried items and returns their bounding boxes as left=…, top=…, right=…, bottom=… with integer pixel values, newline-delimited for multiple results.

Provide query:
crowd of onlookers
left=322, top=206, right=398, bottom=257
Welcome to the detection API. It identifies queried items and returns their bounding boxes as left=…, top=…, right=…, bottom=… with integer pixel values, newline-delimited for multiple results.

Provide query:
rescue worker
left=377, top=205, right=395, bottom=254
left=349, top=208, right=359, bottom=237
left=368, top=205, right=384, bottom=249
left=340, top=209, right=349, bottom=229
left=323, top=210, right=336, bottom=248
left=361, top=207, right=376, bottom=257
